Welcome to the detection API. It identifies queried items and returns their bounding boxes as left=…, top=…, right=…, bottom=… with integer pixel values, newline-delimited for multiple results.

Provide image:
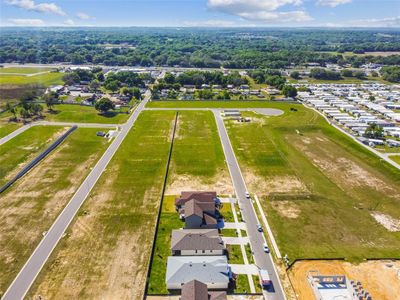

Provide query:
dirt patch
left=371, top=212, right=400, bottom=232
left=244, top=172, right=308, bottom=197
left=265, top=176, right=308, bottom=194
left=294, top=135, right=399, bottom=198
left=289, top=260, right=400, bottom=300
left=271, top=201, right=301, bottom=219
left=166, top=172, right=234, bottom=195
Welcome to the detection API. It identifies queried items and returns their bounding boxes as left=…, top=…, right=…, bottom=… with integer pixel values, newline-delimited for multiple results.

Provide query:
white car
left=257, top=224, right=263, bottom=232
left=245, top=192, right=250, bottom=199
left=263, top=243, right=270, bottom=253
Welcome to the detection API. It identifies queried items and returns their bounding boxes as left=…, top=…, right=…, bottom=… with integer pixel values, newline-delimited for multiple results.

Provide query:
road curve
left=213, top=110, right=286, bottom=300
left=1, top=93, right=150, bottom=300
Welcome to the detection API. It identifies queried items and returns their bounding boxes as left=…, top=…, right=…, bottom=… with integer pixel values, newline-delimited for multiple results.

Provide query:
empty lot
left=166, top=110, right=233, bottom=194
left=0, top=128, right=109, bottom=294
left=0, top=125, right=65, bottom=186
left=225, top=105, right=400, bottom=261
left=28, top=111, right=175, bottom=299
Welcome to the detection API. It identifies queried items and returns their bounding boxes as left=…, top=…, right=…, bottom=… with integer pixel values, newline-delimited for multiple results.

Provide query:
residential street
left=213, top=110, right=286, bottom=300
left=1, top=92, right=150, bottom=300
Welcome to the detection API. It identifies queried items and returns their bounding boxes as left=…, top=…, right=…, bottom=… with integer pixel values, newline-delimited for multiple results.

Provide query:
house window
left=202, top=250, right=205, bottom=253
left=210, top=250, right=213, bottom=253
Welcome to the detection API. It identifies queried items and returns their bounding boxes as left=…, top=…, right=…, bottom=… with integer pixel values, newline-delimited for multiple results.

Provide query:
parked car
left=263, top=243, right=270, bottom=253
left=245, top=191, right=250, bottom=199
left=257, top=224, right=263, bottom=232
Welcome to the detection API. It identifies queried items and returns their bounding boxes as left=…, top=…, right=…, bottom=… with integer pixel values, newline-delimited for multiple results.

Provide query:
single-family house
left=184, top=199, right=219, bottom=229
left=166, top=256, right=230, bottom=290
left=171, top=229, right=225, bottom=256
left=180, top=280, right=227, bottom=300
left=175, top=191, right=218, bottom=211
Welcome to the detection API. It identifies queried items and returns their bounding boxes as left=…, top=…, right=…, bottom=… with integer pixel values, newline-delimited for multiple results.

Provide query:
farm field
left=0, top=128, right=109, bottom=293
left=42, top=104, right=130, bottom=124
left=0, top=125, right=64, bottom=187
left=166, top=110, right=233, bottom=195
left=224, top=105, right=400, bottom=261
left=289, top=260, right=400, bottom=300
left=147, top=100, right=292, bottom=109
left=28, top=110, right=175, bottom=300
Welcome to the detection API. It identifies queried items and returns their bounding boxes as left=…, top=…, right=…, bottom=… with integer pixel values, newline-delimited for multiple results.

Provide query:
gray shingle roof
left=166, top=256, right=230, bottom=287
left=171, top=229, right=225, bottom=251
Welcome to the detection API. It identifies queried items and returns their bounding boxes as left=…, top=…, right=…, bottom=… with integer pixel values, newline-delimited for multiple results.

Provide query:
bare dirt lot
left=166, top=172, right=233, bottom=195
left=289, top=260, right=400, bottom=300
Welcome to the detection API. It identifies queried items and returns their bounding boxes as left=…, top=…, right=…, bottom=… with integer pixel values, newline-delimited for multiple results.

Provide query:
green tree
left=132, top=87, right=142, bottom=100
left=364, top=123, right=383, bottom=139
left=43, top=92, right=58, bottom=111
left=19, top=107, right=30, bottom=122
left=89, top=79, right=101, bottom=91
left=282, top=85, right=298, bottom=98
left=30, top=103, right=43, bottom=117
left=95, top=97, right=115, bottom=114
left=290, top=71, right=300, bottom=80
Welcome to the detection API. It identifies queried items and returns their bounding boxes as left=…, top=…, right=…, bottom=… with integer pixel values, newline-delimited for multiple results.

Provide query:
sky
left=1, top=0, right=399, bottom=28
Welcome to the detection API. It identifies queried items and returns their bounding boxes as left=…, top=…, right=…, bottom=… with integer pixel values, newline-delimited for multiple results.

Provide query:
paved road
left=0, top=121, right=118, bottom=146
left=145, top=107, right=284, bottom=116
left=1, top=92, right=150, bottom=300
left=213, top=110, right=286, bottom=300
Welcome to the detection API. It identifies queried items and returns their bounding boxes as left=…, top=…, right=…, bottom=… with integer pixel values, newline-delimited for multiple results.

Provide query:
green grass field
left=0, top=128, right=109, bottom=293
left=147, top=100, right=293, bottom=109
left=225, top=105, right=400, bottom=262
left=27, top=110, right=175, bottom=299
left=0, top=67, right=55, bottom=74
left=42, top=104, right=130, bottom=124
left=0, top=72, right=63, bottom=86
left=0, top=125, right=64, bottom=186
left=167, top=110, right=228, bottom=188
left=389, top=155, right=400, bottom=164
left=0, top=123, right=20, bottom=139
left=220, top=203, right=235, bottom=222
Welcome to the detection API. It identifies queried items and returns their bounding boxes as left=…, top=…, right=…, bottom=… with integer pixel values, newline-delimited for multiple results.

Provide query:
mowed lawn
left=27, top=111, right=175, bottom=300
left=225, top=104, right=400, bottom=261
left=389, top=155, right=400, bottom=164
left=166, top=110, right=232, bottom=194
left=0, top=123, right=20, bottom=139
left=0, top=67, right=55, bottom=74
left=147, top=100, right=289, bottom=109
left=0, top=128, right=109, bottom=293
left=0, top=72, right=63, bottom=86
left=0, top=125, right=65, bottom=186
left=42, top=104, right=130, bottom=124
left=147, top=195, right=183, bottom=295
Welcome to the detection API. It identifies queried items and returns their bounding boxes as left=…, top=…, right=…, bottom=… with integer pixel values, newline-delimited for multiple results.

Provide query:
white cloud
left=64, top=19, right=75, bottom=26
left=5, top=0, right=65, bottom=15
left=8, top=18, right=44, bottom=26
left=239, top=10, right=312, bottom=22
left=76, top=12, right=93, bottom=20
left=207, top=0, right=312, bottom=23
left=317, top=0, right=352, bottom=7
left=208, top=0, right=303, bottom=12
